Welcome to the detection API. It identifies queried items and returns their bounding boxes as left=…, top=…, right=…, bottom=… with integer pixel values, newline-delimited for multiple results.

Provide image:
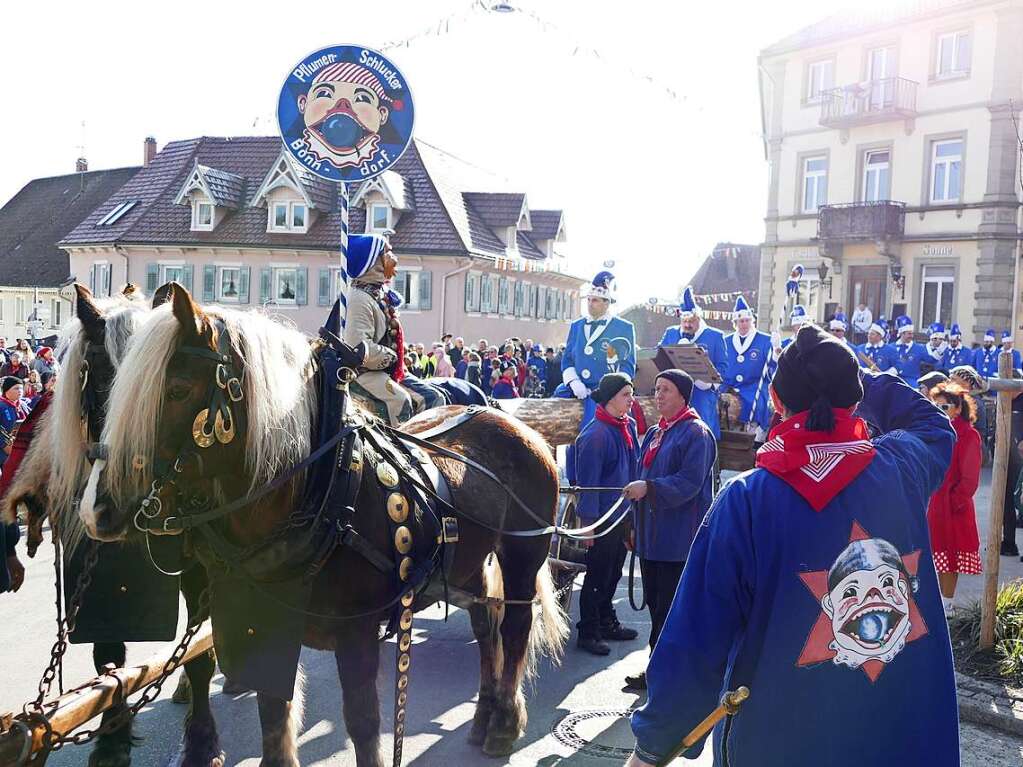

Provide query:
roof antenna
left=76, top=120, right=87, bottom=190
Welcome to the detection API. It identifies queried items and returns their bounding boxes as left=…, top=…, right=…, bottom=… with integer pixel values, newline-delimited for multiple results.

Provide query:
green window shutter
left=202, top=265, right=216, bottom=302
left=89, top=264, right=97, bottom=295
left=296, top=267, right=308, bottom=305
left=145, top=263, right=158, bottom=294
left=464, top=274, right=473, bottom=312
left=418, top=270, right=432, bottom=310
left=239, top=267, right=250, bottom=303
left=260, top=268, right=271, bottom=304
left=181, top=264, right=194, bottom=294
left=318, top=268, right=331, bottom=306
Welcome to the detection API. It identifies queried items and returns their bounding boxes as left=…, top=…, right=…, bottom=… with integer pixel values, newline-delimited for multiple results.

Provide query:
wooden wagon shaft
left=0, top=623, right=213, bottom=764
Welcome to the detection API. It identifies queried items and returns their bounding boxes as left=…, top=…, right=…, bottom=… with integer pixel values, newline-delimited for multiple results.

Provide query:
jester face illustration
left=820, top=538, right=915, bottom=669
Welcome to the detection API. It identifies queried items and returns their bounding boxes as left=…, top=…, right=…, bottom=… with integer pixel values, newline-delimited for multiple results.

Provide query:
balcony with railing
left=817, top=201, right=906, bottom=241
left=818, top=77, right=918, bottom=129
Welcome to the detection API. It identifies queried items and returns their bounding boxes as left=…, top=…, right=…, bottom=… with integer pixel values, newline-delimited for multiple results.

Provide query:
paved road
left=3, top=468, right=1023, bottom=767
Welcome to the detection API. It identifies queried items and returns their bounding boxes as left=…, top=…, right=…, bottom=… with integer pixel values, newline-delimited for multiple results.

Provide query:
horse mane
left=9, top=292, right=151, bottom=549
left=102, top=305, right=317, bottom=507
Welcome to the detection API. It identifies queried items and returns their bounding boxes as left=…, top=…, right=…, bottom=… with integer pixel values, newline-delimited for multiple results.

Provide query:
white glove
left=569, top=379, right=589, bottom=399
left=770, top=330, right=782, bottom=350
left=694, top=379, right=712, bottom=391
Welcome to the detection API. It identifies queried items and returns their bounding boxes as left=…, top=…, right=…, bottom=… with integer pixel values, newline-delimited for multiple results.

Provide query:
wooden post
left=981, top=352, right=1013, bottom=650
left=0, top=624, right=213, bottom=764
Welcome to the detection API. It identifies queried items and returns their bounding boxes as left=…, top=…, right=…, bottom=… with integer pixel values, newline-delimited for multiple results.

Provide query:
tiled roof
left=689, top=242, right=761, bottom=296
left=197, top=164, right=245, bottom=208
left=761, top=0, right=982, bottom=55
left=0, top=166, right=140, bottom=287
left=463, top=192, right=527, bottom=229
left=61, top=136, right=563, bottom=262
left=516, top=231, right=547, bottom=261
left=529, top=209, right=564, bottom=241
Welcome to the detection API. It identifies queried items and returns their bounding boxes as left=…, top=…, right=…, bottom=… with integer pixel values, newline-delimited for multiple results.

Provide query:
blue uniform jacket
left=974, top=345, right=999, bottom=378
left=555, top=315, right=636, bottom=427
left=526, top=354, right=547, bottom=382
left=659, top=324, right=729, bottom=439
left=633, top=417, right=717, bottom=562
left=631, top=374, right=957, bottom=766
left=568, top=416, right=638, bottom=524
left=855, top=342, right=895, bottom=373
left=723, top=331, right=772, bottom=429
left=941, top=344, right=973, bottom=372
left=891, top=341, right=930, bottom=388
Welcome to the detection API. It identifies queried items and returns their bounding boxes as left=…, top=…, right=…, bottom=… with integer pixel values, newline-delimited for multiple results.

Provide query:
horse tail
left=525, top=559, right=569, bottom=679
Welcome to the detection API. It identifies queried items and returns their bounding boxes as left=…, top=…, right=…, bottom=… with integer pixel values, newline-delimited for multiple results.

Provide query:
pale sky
left=0, top=0, right=869, bottom=307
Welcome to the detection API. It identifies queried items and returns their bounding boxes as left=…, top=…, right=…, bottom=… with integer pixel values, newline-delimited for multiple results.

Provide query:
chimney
left=143, top=136, right=157, bottom=167
left=75, top=157, right=88, bottom=173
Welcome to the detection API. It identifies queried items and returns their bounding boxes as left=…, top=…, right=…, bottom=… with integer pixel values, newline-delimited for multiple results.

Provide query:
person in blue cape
left=855, top=317, right=896, bottom=374
left=723, top=296, right=772, bottom=432
left=891, top=314, right=929, bottom=388
left=554, top=271, right=636, bottom=428
left=570, top=373, right=640, bottom=655
left=925, top=322, right=948, bottom=370
left=526, top=343, right=547, bottom=383
left=941, top=323, right=972, bottom=371
left=974, top=328, right=999, bottom=378
left=626, top=324, right=958, bottom=767
left=997, top=330, right=1022, bottom=377
left=620, top=369, right=716, bottom=691
left=659, top=287, right=729, bottom=439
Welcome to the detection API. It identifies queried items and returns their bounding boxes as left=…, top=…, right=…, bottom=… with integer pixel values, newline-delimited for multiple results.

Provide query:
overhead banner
left=277, top=45, right=416, bottom=182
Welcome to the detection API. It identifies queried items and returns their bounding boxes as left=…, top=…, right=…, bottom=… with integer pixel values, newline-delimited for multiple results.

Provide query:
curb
left=956, top=672, right=1023, bottom=737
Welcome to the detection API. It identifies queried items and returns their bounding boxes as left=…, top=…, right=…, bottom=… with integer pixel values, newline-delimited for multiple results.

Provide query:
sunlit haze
left=0, top=0, right=877, bottom=307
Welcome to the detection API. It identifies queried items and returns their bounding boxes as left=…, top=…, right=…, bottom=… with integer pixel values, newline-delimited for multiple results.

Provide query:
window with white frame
left=862, top=149, right=891, bottom=202
left=217, top=266, right=241, bottom=302
left=392, top=270, right=423, bottom=311
left=936, top=30, right=971, bottom=79
left=920, top=265, right=955, bottom=326
left=91, top=262, right=112, bottom=298
left=192, top=200, right=214, bottom=231
left=160, top=263, right=185, bottom=285
left=802, top=156, right=828, bottom=213
left=273, top=267, right=298, bottom=304
left=49, top=299, right=62, bottom=328
left=464, top=272, right=481, bottom=312
left=795, top=268, right=821, bottom=323
left=930, top=139, right=963, bottom=203
left=368, top=203, right=391, bottom=232
left=806, top=59, right=834, bottom=102
left=0, top=299, right=5, bottom=322
left=268, top=201, right=308, bottom=232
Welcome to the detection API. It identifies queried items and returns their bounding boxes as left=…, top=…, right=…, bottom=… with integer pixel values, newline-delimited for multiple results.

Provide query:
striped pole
left=338, top=181, right=350, bottom=330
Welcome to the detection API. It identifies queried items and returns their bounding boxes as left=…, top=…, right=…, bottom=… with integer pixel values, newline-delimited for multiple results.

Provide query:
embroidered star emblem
left=796, top=521, right=928, bottom=683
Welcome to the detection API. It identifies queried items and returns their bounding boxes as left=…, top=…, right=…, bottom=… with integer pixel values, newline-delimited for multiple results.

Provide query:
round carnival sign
left=277, top=45, right=415, bottom=183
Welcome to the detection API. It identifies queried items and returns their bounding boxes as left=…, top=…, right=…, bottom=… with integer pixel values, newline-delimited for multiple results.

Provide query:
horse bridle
left=133, top=318, right=247, bottom=534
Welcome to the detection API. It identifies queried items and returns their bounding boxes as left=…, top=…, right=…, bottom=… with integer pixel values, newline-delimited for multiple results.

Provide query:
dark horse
left=4, top=285, right=221, bottom=767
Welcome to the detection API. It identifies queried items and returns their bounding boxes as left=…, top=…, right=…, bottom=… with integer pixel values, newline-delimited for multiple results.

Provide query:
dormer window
left=269, top=201, right=308, bottom=233
left=369, top=203, right=391, bottom=232
left=192, top=201, right=214, bottom=231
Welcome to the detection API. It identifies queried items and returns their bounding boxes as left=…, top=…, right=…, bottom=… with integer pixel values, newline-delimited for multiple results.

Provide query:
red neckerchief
left=1, top=395, right=27, bottom=420
left=643, top=406, right=698, bottom=467
left=595, top=404, right=634, bottom=449
left=755, top=408, right=875, bottom=511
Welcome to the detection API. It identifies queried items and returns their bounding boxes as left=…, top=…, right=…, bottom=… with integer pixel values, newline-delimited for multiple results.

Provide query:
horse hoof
left=172, top=673, right=193, bottom=705
left=179, top=750, right=225, bottom=767
left=467, top=720, right=488, bottom=747
left=88, top=740, right=133, bottom=767
left=482, top=732, right=517, bottom=757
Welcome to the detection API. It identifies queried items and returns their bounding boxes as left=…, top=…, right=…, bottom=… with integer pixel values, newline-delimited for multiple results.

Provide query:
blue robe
left=891, top=341, right=930, bottom=388
left=631, top=373, right=958, bottom=766
left=633, top=416, right=717, bottom=562
left=554, top=315, right=637, bottom=427
left=981, top=347, right=1023, bottom=377
left=855, top=342, right=895, bottom=373
left=660, top=324, right=729, bottom=439
left=724, top=331, right=772, bottom=430
left=568, top=416, right=638, bottom=524
left=941, top=343, right=972, bottom=372
left=974, top=345, right=999, bottom=378
left=526, top=354, right=547, bottom=382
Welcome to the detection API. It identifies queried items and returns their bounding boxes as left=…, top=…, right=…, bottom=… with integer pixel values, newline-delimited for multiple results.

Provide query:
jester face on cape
left=297, top=63, right=397, bottom=169
left=821, top=538, right=915, bottom=669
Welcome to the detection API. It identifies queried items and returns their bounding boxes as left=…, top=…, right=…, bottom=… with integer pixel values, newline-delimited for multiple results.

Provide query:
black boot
left=601, top=620, right=639, bottom=641
left=577, top=634, right=610, bottom=656
left=624, top=671, right=647, bottom=690
left=1001, top=541, right=1020, bottom=556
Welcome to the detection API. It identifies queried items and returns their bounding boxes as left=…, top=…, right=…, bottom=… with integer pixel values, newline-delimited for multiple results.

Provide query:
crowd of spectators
left=403, top=335, right=566, bottom=400
left=0, top=337, right=58, bottom=403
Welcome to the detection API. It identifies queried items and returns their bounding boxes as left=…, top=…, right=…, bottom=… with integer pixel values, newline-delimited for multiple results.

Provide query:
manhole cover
left=551, top=708, right=636, bottom=759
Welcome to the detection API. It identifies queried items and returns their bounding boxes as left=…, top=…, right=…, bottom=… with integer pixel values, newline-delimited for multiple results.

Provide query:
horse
left=78, top=283, right=567, bottom=767
left=2, top=284, right=221, bottom=767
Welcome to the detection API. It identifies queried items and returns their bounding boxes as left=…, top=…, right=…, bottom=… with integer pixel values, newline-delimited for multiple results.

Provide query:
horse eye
left=167, top=384, right=191, bottom=402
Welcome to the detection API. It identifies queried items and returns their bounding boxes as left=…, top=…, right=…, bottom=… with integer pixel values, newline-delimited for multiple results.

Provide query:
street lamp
left=817, top=260, right=833, bottom=299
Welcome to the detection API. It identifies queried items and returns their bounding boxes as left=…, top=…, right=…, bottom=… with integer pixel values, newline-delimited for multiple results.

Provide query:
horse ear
left=151, top=282, right=175, bottom=309
left=75, top=283, right=105, bottom=341
left=169, top=281, right=206, bottom=343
